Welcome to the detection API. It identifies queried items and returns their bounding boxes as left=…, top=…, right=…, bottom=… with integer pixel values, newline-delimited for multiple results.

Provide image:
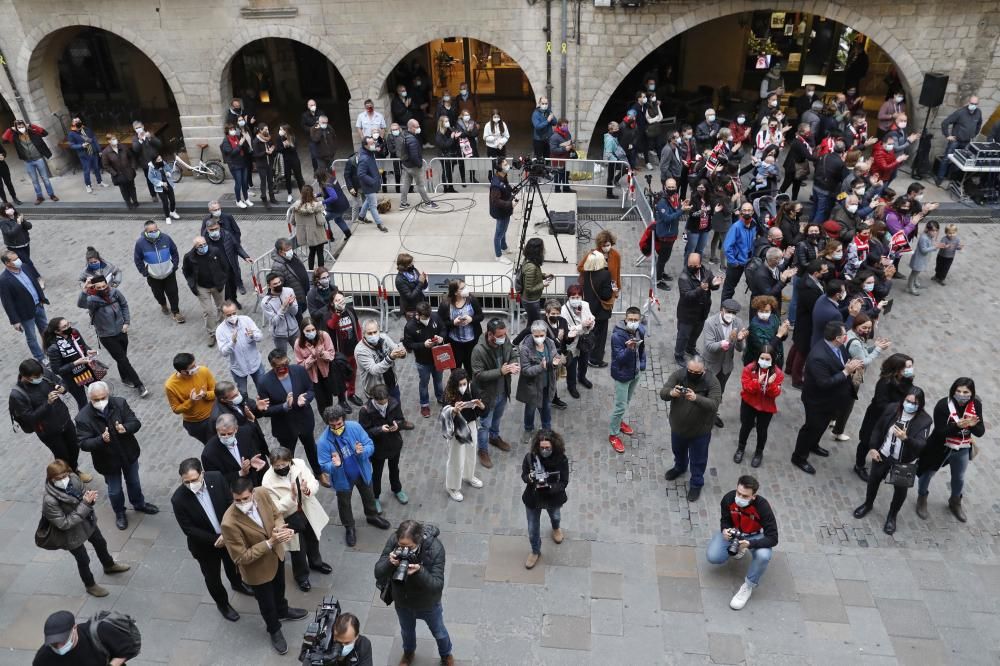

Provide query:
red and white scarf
left=945, top=399, right=978, bottom=450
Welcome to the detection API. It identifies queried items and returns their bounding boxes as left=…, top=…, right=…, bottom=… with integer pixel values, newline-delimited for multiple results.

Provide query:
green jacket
left=521, top=261, right=545, bottom=302
left=471, top=336, right=517, bottom=411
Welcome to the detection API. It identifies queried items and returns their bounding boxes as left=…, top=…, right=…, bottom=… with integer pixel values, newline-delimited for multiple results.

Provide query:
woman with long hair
left=519, top=237, right=551, bottom=326
left=440, top=369, right=486, bottom=502
left=293, top=319, right=348, bottom=414
left=276, top=123, right=305, bottom=204
left=437, top=279, right=484, bottom=375
left=288, top=185, right=328, bottom=269
left=43, top=317, right=96, bottom=408
left=521, top=429, right=570, bottom=569
left=853, top=353, right=914, bottom=481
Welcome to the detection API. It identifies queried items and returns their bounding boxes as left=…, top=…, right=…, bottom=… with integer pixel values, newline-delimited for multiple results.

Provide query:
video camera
left=299, top=596, right=342, bottom=665
left=510, top=155, right=555, bottom=180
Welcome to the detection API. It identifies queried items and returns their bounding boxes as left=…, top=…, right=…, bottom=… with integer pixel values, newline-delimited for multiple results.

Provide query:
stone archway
left=580, top=0, right=924, bottom=149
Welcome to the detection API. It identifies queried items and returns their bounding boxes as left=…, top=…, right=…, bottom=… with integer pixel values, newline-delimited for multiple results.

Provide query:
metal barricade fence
left=381, top=272, right=517, bottom=326
left=427, top=157, right=495, bottom=192
left=524, top=272, right=655, bottom=321
left=330, top=157, right=430, bottom=191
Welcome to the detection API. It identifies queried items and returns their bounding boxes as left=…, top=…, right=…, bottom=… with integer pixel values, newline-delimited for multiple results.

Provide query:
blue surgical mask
left=901, top=367, right=914, bottom=379
left=145, top=231, right=160, bottom=241
left=87, top=261, right=101, bottom=270
left=902, top=402, right=918, bottom=414
left=196, top=245, right=208, bottom=255
left=340, top=641, right=355, bottom=656
left=52, top=633, right=75, bottom=655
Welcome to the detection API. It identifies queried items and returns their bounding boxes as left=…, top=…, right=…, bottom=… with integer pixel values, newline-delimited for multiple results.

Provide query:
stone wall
left=0, top=0, right=996, bottom=158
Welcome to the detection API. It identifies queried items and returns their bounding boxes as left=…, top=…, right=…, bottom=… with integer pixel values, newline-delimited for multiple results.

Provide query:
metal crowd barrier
left=526, top=272, right=655, bottom=320
left=380, top=272, right=517, bottom=327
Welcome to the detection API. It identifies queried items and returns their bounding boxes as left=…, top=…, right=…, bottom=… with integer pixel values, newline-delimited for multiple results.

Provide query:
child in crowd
left=907, top=220, right=941, bottom=295
left=931, top=222, right=962, bottom=286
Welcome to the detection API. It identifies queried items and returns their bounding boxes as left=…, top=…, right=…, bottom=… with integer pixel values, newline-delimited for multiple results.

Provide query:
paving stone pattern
left=0, top=210, right=998, bottom=664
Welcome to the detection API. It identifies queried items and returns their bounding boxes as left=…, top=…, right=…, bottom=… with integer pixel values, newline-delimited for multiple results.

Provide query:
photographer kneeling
left=705, top=475, right=778, bottom=611
left=521, top=430, right=570, bottom=569
left=373, top=520, right=454, bottom=666
left=330, top=612, right=373, bottom=666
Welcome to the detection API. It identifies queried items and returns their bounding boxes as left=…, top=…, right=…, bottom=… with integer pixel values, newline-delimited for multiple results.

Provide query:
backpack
left=514, top=266, right=525, bottom=294
left=88, top=610, right=142, bottom=661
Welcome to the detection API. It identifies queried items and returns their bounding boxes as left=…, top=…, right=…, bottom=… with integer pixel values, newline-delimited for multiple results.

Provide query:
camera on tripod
left=510, top=155, right=555, bottom=180
left=299, top=596, right=342, bottom=664
left=392, top=546, right=418, bottom=582
left=726, top=530, right=748, bottom=557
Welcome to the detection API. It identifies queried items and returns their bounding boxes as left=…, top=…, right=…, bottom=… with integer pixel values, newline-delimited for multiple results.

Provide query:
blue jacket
left=0, top=265, right=46, bottom=324
left=133, top=233, right=179, bottom=279
left=723, top=220, right=758, bottom=266
left=357, top=149, right=382, bottom=194
left=317, top=420, right=375, bottom=491
left=610, top=321, right=646, bottom=382
left=654, top=197, right=683, bottom=239
left=811, top=296, right=854, bottom=347
left=146, top=162, right=177, bottom=193
left=531, top=108, right=556, bottom=141
left=67, top=127, right=100, bottom=159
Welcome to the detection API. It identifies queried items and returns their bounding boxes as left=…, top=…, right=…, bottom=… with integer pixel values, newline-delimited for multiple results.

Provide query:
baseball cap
left=43, top=610, right=75, bottom=645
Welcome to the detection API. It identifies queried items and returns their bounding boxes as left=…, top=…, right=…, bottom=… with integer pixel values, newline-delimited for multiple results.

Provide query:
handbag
left=34, top=514, right=60, bottom=550
left=793, top=161, right=811, bottom=180
left=283, top=476, right=310, bottom=533
left=886, top=461, right=917, bottom=488
left=969, top=439, right=979, bottom=461
left=376, top=578, right=394, bottom=606
left=432, top=343, right=457, bottom=372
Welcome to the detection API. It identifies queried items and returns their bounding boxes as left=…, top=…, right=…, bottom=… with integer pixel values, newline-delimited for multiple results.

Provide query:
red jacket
left=728, top=122, right=751, bottom=146
left=870, top=141, right=899, bottom=182
left=739, top=362, right=784, bottom=413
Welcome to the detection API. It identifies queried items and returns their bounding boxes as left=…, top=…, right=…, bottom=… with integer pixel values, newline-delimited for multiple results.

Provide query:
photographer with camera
left=521, top=430, right=569, bottom=569
left=705, top=475, right=778, bottom=611
left=374, top=520, right=454, bottom=666
left=300, top=608, right=373, bottom=666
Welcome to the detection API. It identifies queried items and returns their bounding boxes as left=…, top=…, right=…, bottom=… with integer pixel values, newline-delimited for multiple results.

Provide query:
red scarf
left=945, top=399, right=978, bottom=449
left=553, top=126, right=570, bottom=140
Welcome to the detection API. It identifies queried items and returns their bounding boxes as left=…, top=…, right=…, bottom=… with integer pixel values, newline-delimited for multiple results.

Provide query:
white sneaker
left=832, top=433, right=851, bottom=442
left=99, top=182, right=109, bottom=188
left=236, top=200, right=247, bottom=209
left=466, top=477, right=483, bottom=489
left=165, top=217, right=172, bottom=225
left=496, top=255, right=512, bottom=265
left=170, top=211, right=180, bottom=219
left=730, top=582, right=754, bottom=610
left=287, top=194, right=293, bottom=203
left=447, top=489, right=464, bottom=502
left=86, top=185, right=93, bottom=194
left=245, top=199, right=254, bottom=207
left=502, top=247, right=512, bottom=255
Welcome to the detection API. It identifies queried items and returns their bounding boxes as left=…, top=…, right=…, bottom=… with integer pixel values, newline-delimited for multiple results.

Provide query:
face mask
left=458, top=383, right=468, bottom=394
left=548, top=316, right=560, bottom=325
left=737, top=117, right=746, bottom=124
left=211, top=209, right=223, bottom=218
left=92, top=399, right=108, bottom=411
left=721, top=313, right=734, bottom=324
left=741, top=212, right=753, bottom=220
left=807, top=233, right=819, bottom=241
left=274, top=366, right=289, bottom=378
left=278, top=129, right=286, bottom=137
left=340, top=642, right=356, bottom=656
left=539, top=104, right=548, bottom=111
left=196, top=245, right=208, bottom=255
left=16, top=126, right=26, bottom=133
left=706, top=115, right=716, bottom=122
left=686, top=371, right=703, bottom=384
left=110, top=139, right=119, bottom=147
left=895, top=121, right=908, bottom=129
left=442, top=121, right=450, bottom=129
left=9, top=257, right=22, bottom=269
left=145, top=231, right=160, bottom=241
left=54, top=477, right=70, bottom=490
left=639, top=97, right=647, bottom=105
left=28, top=377, right=43, bottom=385
left=220, top=435, right=237, bottom=447
left=221, top=313, right=238, bottom=326
left=443, top=96, right=451, bottom=103
left=539, top=448, right=554, bottom=460
left=492, top=116, right=500, bottom=122
left=304, top=330, right=317, bottom=340
left=862, top=283, right=874, bottom=293
left=493, top=336, right=506, bottom=345
left=188, top=365, right=200, bottom=376
left=854, top=188, right=865, bottom=196
left=283, top=250, right=294, bottom=260
left=625, top=321, right=640, bottom=331
left=459, top=287, right=471, bottom=298
left=683, top=132, right=693, bottom=139
left=237, top=120, right=246, bottom=127
left=400, top=91, right=408, bottom=98
left=235, top=499, right=254, bottom=514
left=894, top=96, right=904, bottom=103
left=308, top=105, right=317, bottom=112
left=334, top=301, right=345, bottom=312
left=831, top=252, right=843, bottom=260
left=319, top=123, right=328, bottom=130
left=52, top=634, right=75, bottom=656
left=533, top=335, right=547, bottom=345
left=846, top=204, right=859, bottom=214
left=769, top=100, right=778, bottom=108
left=367, top=143, right=377, bottom=151
left=953, top=393, right=971, bottom=404
left=414, top=127, right=421, bottom=135
left=734, top=496, right=751, bottom=508
left=365, top=334, right=381, bottom=345
left=758, top=358, right=772, bottom=369
left=187, top=480, right=203, bottom=494
left=274, top=466, right=291, bottom=477
left=332, top=426, right=345, bottom=436
left=884, top=144, right=895, bottom=151
left=688, top=265, right=701, bottom=273
left=392, top=129, right=401, bottom=136
left=902, top=367, right=915, bottom=379
left=758, top=311, right=771, bottom=321
left=462, top=115, right=470, bottom=122
left=968, top=104, right=978, bottom=112
left=208, top=230, right=221, bottom=240
left=229, top=393, right=244, bottom=406
left=902, top=402, right=918, bottom=414
left=135, top=127, right=144, bottom=135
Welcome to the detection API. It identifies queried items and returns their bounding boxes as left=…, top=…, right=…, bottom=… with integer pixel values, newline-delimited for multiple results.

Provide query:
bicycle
left=168, top=140, right=227, bottom=185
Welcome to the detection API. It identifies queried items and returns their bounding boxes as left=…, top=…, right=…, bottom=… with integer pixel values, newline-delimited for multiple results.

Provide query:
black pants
left=522, top=300, right=542, bottom=327
left=855, top=401, right=883, bottom=468
left=0, top=161, right=18, bottom=201
left=863, top=457, right=909, bottom=516
left=655, top=241, right=675, bottom=280
left=605, top=163, right=622, bottom=195
left=255, top=161, right=275, bottom=202
left=934, top=255, right=954, bottom=281
left=308, top=243, right=326, bottom=270
left=720, top=263, right=746, bottom=302
left=224, top=268, right=241, bottom=306
left=589, top=318, right=610, bottom=364
left=566, top=350, right=588, bottom=390
left=277, top=432, right=321, bottom=476
left=679, top=164, right=691, bottom=199
left=533, top=140, right=550, bottom=160
left=792, top=405, right=836, bottom=462
left=99, top=333, right=143, bottom=387
left=252, top=560, right=290, bottom=634
left=182, top=418, right=213, bottom=445
left=778, top=174, right=803, bottom=201
left=371, top=451, right=402, bottom=498
left=738, top=402, right=774, bottom=452
left=335, top=477, right=380, bottom=528
left=196, top=546, right=244, bottom=608
left=157, top=188, right=176, bottom=217
left=70, top=527, right=115, bottom=587
left=148, top=272, right=180, bottom=314
left=290, top=521, right=324, bottom=583
left=674, top=318, right=705, bottom=365
left=283, top=158, right=304, bottom=195
left=117, top=178, right=138, bottom=206
left=832, top=399, right=856, bottom=436
left=450, top=338, right=477, bottom=376
left=716, top=370, right=731, bottom=394
left=38, top=421, right=81, bottom=471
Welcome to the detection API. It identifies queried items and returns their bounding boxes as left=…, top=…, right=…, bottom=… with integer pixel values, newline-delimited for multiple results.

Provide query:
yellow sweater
left=164, top=366, right=217, bottom=422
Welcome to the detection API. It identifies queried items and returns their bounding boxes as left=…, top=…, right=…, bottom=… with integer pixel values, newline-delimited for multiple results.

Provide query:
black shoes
left=853, top=465, right=870, bottom=482
left=345, top=527, right=357, bottom=547
left=588, top=360, right=608, bottom=368
left=853, top=503, right=872, bottom=519
left=664, top=468, right=683, bottom=481
left=270, top=629, right=288, bottom=655
left=733, top=449, right=745, bottom=464
left=310, top=562, right=333, bottom=574
left=367, top=515, right=391, bottom=529
left=750, top=451, right=763, bottom=468
left=568, top=386, right=580, bottom=399
left=232, top=582, right=255, bottom=596
left=349, top=395, right=364, bottom=406
left=811, top=446, right=830, bottom=458
left=115, top=514, right=128, bottom=530
left=338, top=400, right=353, bottom=414
left=791, top=458, right=816, bottom=475
left=552, top=396, right=568, bottom=409
left=714, top=416, right=724, bottom=428
left=883, top=515, right=897, bottom=535
left=218, top=604, right=240, bottom=622
left=579, top=378, right=593, bottom=389
left=135, top=503, right=160, bottom=514
left=280, top=607, right=308, bottom=620
left=297, top=579, right=311, bottom=592
left=686, top=486, right=702, bottom=502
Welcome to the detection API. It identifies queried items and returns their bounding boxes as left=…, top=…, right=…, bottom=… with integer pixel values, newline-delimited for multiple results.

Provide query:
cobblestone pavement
left=0, top=208, right=998, bottom=665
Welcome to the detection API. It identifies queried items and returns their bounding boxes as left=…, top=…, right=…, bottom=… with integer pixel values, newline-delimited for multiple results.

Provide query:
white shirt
left=878, top=411, right=914, bottom=460
left=356, top=110, right=386, bottom=137
left=223, top=439, right=242, bottom=465
left=215, top=315, right=263, bottom=377
left=245, top=502, right=264, bottom=530
left=194, top=485, right=223, bottom=535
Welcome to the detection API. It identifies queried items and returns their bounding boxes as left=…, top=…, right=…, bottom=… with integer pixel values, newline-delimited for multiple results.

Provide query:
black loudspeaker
left=548, top=211, right=577, bottom=235
left=919, top=72, right=948, bottom=108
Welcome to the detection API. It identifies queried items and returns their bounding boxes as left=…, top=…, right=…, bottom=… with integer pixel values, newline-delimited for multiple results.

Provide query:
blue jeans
left=359, top=192, right=385, bottom=227
left=936, top=140, right=967, bottom=181
left=918, top=447, right=971, bottom=498
left=104, top=459, right=146, bottom=516
left=395, top=602, right=452, bottom=657
left=416, top=362, right=444, bottom=407
left=477, top=393, right=508, bottom=451
left=233, top=366, right=266, bottom=398
left=230, top=165, right=249, bottom=201
left=684, top=230, right=709, bottom=258
left=24, top=159, right=54, bottom=198
left=811, top=187, right=832, bottom=223
left=669, top=432, right=712, bottom=488
left=20, top=303, right=49, bottom=361
left=324, top=211, right=351, bottom=236
left=80, top=153, right=102, bottom=187
left=524, top=392, right=552, bottom=432
left=526, top=505, right=561, bottom=554
left=706, top=531, right=772, bottom=586
left=494, top=217, right=511, bottom=257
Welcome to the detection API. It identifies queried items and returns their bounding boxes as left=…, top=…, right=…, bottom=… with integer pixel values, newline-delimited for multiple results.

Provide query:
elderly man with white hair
left=75, top=381, right=159, bottom=530
left=354, top=317, right=415, bottom=430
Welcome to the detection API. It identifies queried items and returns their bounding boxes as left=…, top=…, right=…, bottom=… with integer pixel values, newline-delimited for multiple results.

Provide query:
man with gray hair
left=202, top=412, right=270, bottom=487
left=354, top=318, right=415, bottom=430
left=660, top=356, right=722, bottom=502
left=747, top=246, right=797, bottom=309
left=75, top=380, right=159, bottom=530
left=399, top=119, right=436, bottom=209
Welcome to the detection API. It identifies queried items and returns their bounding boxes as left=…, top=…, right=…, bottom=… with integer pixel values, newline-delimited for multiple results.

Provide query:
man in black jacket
left=182, top=237, right=228, bottom=347
left=211, top=380, right=268, bottom=444
left=705, top=475, right=778, bottom=611
left=33, top=609, right=136, bottom=666
left=75, top=381, right=158, bottom=530
left=785, top=259, right=827, bottom=388
left=810, top=140, right=849, bottom=223
left=202, top=414, right=269, bottom=487
left=399, top=120, right=436, bottom=209
left=358, top=384, right=408, bottom=512
left=747, top=247, right=797, bottom=309
left=130, top=120, right=162, bottom=200
left=402, top=302, right=445, bottom=418
left=326, top=613, right=374, bottom=666
left=171, top=458, right=252, bottom=621
left=791, top=320, right=863, bottom=474
left=256, top=350, right=322, bottom=479
left=374, top=520, right=453, bottom=665
left=674, top=253, right=722, bottom=366
left=300, top=100, right=325, bottom=172
left=202, top=202, right=251, bottom=302
left=935, top=94, right=983, bottom=186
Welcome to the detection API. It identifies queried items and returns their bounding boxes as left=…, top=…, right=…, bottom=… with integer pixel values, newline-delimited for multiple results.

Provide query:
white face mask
left=734, top=495, right=751, bottom=508
left=569, top=298, right=582, bottom=307
left=442, top=121, right=450, bottom=129
left=846, top=204, right=859, bottom=214
left=462, top=115, right=470, bottom=122
left=319, top=123, right=328, bottom=129
left=458, top=383, right=468, bottom=394
left=863, top=283, right=874, bottom=292
left=758, top=311, right=771, bottom=321
left=894, top=95, right=904, bottom=103
left=533, top=335, right=547, bottom=346
left=235, top=499, right=254, bottom=514
left=459, top=287, right=470, bottom=298
left=414, top=127, right=421, bottom=135
left=721, top=313, right=734, bottom=324
left=187, top=480, right=204, bottom=494
left=110, top=139, right=118, bottom=147
left=52, top=632, right=75, bottom=655
left=706, top=115, right=716, bottom=122
left=283, top=250, right=294, bottom=260
left=897, top=121, right=907, bottom=129
left=308, top=105, right=317, bottom=112
left=492, top=116, right=500, bottom=123
left=304, top=330, right=317, bottom=340
left=418, top=317, right=430, bottom=326
left=220, top=435, right=237, bottom=447
left=226, top=314, right=239, bottom=325
left=230, top=393, right=244, bottom=405
left=365, top=334, right=381, bottom=345
left=758, top=358, right=772, bottom=368
left=831, top=252, right=843, bottom=260
left=92, top=399, right=109, bottom=411
left=54, top=477, right=70, bottom=490
left=228, top=129, right=237, bottom=136
left=392, top=129, right=401, bottom=136
left=493, top=336, right=506, bottom=345
left=187, top=365, right=200, bottom=376
left=625, top=321, right=640, bottom=331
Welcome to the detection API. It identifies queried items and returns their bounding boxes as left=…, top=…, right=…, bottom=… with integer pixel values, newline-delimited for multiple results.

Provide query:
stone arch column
left=579, top=0, right=924, bottom=154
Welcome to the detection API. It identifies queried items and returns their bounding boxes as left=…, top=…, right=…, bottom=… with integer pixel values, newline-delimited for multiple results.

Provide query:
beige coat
left=261, top=459, right=329, bottom=551
left=221, top=488, right=286, bottom=586
left=287, top=199, right=327, bottom=248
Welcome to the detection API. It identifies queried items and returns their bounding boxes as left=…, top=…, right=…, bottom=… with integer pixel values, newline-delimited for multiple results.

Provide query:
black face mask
left=665, top=188, right=677, bottom=194
left=274, top=466, right=291, bottom=477
left=688, top=265, right=701, bottom=273
left=548, top=316, right=559, bottom=324
left=686, top=371, right=703, bottom=384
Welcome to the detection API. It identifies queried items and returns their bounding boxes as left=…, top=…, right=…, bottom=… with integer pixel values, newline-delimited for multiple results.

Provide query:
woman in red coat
left=870, top=133, right=906, bottom=183
left=736, top=345, right=785, bottom=467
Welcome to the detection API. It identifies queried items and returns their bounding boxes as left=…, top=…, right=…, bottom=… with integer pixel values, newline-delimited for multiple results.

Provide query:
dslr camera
left=726, top=530, right=747, bottom=557
left=299, top=596, right=342, bottom=665
left=392, top=546, right=419, bottom=582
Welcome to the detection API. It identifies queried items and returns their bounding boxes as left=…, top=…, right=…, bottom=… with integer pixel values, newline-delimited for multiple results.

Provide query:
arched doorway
left=586, top=9, right=913, bottom=158
left=386, top=38, right=537, bottom=155
left=26, top=27, right=182, bottom=153
left=221, top=38, right=351, bottom=159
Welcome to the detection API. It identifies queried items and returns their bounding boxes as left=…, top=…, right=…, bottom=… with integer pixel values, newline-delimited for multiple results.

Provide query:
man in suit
left=171, top=458, right=253, bottom=622
left=202, top=413, right=269, bottom=487
left=211, top=379, right=268, bottom=447
left=257, top=349, right=325, bottom=483
left=0, top=249, right=48, bottom=362
left=810, top=279, right=861, bottom=348
left=746, top=248, right=797, bottom=312
left=791, top=320, right=863, bottom=474
left=785, top=259, right=827, bottom=389
left=221, top=476, right=307, bottom=655
left=701, top=299, right=748, bottom=428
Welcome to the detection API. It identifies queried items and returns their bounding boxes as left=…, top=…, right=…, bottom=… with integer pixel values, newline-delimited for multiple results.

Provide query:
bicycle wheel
left=169, top=164, right=184, bottom=184
left=206, top=161, right=227, bottom=185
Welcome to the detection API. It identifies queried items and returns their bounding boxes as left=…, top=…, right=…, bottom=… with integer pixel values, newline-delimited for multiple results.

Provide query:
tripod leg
left=532, top=180, right=568, bottom=263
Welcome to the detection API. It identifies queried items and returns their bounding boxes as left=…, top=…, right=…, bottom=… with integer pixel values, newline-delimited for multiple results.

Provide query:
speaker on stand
left=912, top=73, right=948, bottom=180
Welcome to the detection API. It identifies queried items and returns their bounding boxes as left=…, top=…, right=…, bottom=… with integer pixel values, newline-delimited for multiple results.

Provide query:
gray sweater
left=77, top=288, right=130, bottom=338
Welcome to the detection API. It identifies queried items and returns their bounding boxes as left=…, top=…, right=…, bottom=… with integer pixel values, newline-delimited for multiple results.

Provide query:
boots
left=915, top=495, right=929, bottom=520
left=948, top=495, right=967, bottom=523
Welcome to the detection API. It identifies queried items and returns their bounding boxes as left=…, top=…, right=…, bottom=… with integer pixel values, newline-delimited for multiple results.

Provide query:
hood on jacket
left=293, top=200, right=325, bottom=215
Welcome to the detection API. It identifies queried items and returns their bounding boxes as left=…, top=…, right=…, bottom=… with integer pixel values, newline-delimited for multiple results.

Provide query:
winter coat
left=358, top=149, right=382, bottom=194
left=75, top=397, right=142, bottom=475
left=77, top=288, right=130, bottom=338
left=220, top=135, right=249, bottom=169
left=133, top=232, right=179, bottom=279
left=374, top=524, right=446, bottom=611
left=0, top=214, right=30, bottom=249
left=675, top=265, right=718, bottom=323
left=531, top=108, right=556, bottom=142
left=659, top=367, right=722, bottom=437
left=489, top=174, right=514, bottom=220
left=203, top=227, right=249, bottom=276
left=909, top=233, right=937, bottom=272
left=261, top=459, right=329, bottom=551
left=395, top=268, right=427, bottom=314
left=354, top=333, right=401, bottom=402
left=358, top=397, right=406, bottom=459
left=3, top=124, right=52, bottom=160
left=918, top=397, right=986, bottom=475
left=317, top=421, right=374, bottom=491
left=402, top=313, right=445, bottom=366
left=610, top=321, right=646, bottom=382
left=581, top=267, right=613, bottom=320
left=739, top=362, right=784, bottom=414
left=100, top=145, right=136, bottom=183
left=41, top=474, right=97, bottom=551
left=702, top=312, right=746, bottom=376
left=521, top=450, right=569, bottom=510
left=268, top=251, right=310, bottom=303
left=470, top=336, right=517, bottom=410
left=9, top=374, right=73, bottom=435
left=868, top=403, right=932, bottom=463
left=293, top=330, right=337, bottom=384
left=437, top=297, right=484, bottom=343
left=309, top=126, right=337, bottom=163
left=0, top=263, right=47, bottom=325
left=401, top=132, right=423, bottom=168
left=288, top=200, right=327, bottom=248
left=146, top=162, right=177, bottom=193
left=515, top=336, right=558, bottom=408
left=68, top=126, right=101, bottom=158
left=181, top=246, right=228, bottom=294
